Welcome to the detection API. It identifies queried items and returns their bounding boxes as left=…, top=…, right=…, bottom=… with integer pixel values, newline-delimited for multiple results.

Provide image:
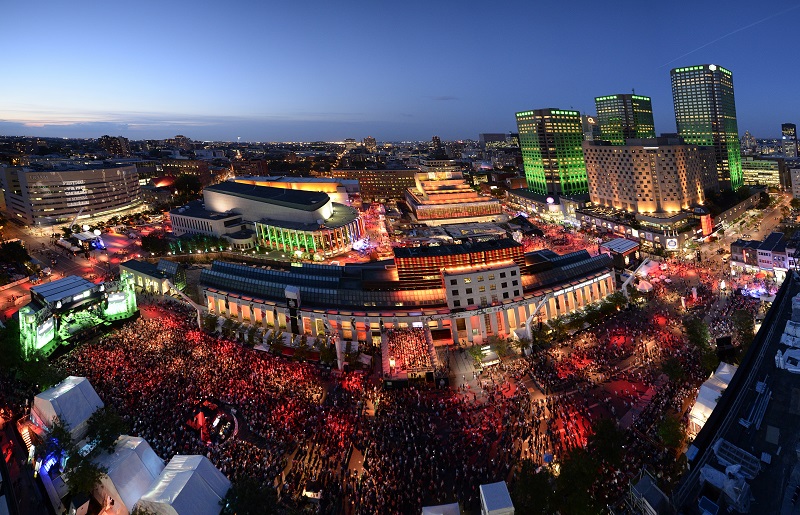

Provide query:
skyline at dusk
left=2, top=0, right=799, bottom=141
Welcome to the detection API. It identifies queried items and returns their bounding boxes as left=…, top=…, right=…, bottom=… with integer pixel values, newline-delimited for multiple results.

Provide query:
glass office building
left=671, top=64, right=743, bottom=191
left=516, top=109, right=588, bottom=196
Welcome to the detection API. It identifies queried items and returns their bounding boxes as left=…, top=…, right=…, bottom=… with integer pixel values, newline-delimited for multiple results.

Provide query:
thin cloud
left=430, top=95, right=458, bottom=101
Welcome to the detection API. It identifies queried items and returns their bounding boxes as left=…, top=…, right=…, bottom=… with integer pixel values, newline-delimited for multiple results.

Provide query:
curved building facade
left=1, top=165, right=141, bottom=225
left=198, top=240, right=615, bottom=345
left=170, top=181, right=364, bottom=257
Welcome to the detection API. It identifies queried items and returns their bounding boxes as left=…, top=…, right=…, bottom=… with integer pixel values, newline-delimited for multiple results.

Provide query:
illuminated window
left=464, top=278, right=472, bottom=284
left=479, top=286, right=485, bottom=293
left=477, top=276, right=484, bottom=282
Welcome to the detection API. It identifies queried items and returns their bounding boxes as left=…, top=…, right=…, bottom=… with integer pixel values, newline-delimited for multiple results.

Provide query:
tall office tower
left=671, top=64, right=743, bottom=191
left=515, top=109, right=588, bottom=196
left=782, top=123, right=798, bottom=158
left=594, top=94, right=656, bottom=145
left=581, top=115, right=602, bottom=141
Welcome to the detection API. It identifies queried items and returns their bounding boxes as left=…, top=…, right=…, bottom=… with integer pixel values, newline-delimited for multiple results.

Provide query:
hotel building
left=583, top=136, right=707, bottom=214
left=0, top=164, right=141, bottom=226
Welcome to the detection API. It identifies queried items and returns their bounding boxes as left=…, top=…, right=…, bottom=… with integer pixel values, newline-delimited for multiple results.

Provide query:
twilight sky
left=1, top=0, right=798, bottom=142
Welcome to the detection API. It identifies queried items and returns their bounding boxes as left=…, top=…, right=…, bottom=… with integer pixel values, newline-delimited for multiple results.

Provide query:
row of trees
left=513, top=413, right=688, bottom=514
left=141, top=232, right=232, bottom=255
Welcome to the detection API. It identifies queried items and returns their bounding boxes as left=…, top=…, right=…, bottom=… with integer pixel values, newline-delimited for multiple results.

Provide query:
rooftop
left=393, top=238, right=522, bottom=259
left=31, top=275, right=96, bottom=305
left=205, top=181, right=330, bottom=212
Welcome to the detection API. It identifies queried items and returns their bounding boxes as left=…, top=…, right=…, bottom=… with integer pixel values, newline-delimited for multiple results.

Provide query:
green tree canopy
left=512, top=459, right=554, bottom=514
left=86, top=406, right=130, bottom=454
left=220, top=476, right=278, bottom=515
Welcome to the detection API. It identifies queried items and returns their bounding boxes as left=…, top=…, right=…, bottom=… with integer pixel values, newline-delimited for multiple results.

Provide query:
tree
left=683, top=316, right=710, bottom=349
left=220, top=476, right=278, bottom=515
left=45, top=418, right=76, bottom=460
left=467, top=344, right=483, bottom=364
left=587, top=419, right=625, bottom=467
left=731, top=309, right=755, bottom=347
left=202, top=314, right=219, bottom=333
left=86, top=406, right=130, bottom=454
left=0, top=240, right=30, bottom=265
left=172, top=174, right=203, bottom=201
left=547, top=317, right=568, bottom=342
left=658, top=413, right=684, bottom=450
left=0, top=318, right=22, bottom=372
left=661, top=357, right=686, bottom=382
left=487, top=335, right=510, bottom=357
left=513, top=336, right=533, bottom=355
left=554, top=448, right=600, bottom=515
left=64, top=458, right=107, bottom=497
left=791, top=198, right=800, bottom=211
left=319, top=341, right=336, bottom=366
left=512, top=459, right=554, bottom=514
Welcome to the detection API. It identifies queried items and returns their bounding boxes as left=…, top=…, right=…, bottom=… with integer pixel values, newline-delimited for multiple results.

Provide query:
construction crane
left=68, top=207, right=85, bottom=232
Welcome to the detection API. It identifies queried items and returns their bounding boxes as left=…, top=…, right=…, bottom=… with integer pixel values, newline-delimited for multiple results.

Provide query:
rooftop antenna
left=632, top=88, right=635, bottom=94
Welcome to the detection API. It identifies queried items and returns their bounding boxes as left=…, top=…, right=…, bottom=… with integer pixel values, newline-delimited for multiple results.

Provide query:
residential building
left=671, top=64, right=743, bottom=190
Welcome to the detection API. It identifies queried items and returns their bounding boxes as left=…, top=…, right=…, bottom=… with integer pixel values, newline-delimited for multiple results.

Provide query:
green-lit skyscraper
left=594, top=94, right=655, bottom=145
left=671, top=64, right=743, bottom=191
left=515, top=109, right=587, bottom=196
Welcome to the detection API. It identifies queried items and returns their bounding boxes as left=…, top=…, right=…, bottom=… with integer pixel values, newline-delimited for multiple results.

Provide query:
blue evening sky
left=1, top=0, right=797, bottom=142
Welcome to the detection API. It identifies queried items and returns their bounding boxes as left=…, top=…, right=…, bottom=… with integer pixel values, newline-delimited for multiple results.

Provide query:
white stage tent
left=135, top=455, right=231, bottom=515
left=422, top=502, right=461, bottom=515
left=688, top=362, right=738, bottom=436
left=479, top=481, right=514, bottom=515
left=93, top=436, right=165, bottom=515
left=31, top=376, right=104, bottom=440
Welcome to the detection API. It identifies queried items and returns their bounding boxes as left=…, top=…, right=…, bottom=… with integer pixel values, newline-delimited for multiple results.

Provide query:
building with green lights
left=18, top=273, right=138, bottom=359
left=515, top=109, right=588, bottom=196
left=594, top=94, right=655, bottom=145
left=671, top=64, right=743, bottom=191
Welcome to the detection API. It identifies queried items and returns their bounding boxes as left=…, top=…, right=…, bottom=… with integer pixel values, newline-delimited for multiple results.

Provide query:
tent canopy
left=32, top=376, right=104, bottom=438
left=689, top=362, right=738, bottom=432
left=480, top=481, right=514, bottom=515
left=135, top=455, right=230, bottom=515
left=637, top=280, right=653, bottom=293
left=94, top=436, right=165, bottom=512
left=422, top=503, right=461, bottom=515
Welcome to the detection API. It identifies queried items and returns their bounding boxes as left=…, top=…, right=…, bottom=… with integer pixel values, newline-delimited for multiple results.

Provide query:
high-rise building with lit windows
left=671, top=64, right=743, bottom=191
left=515, top=109, right=588, bottom=196
left=594, top=94, right=655, bottom=145
left=782, top=123, right=797, bottom=158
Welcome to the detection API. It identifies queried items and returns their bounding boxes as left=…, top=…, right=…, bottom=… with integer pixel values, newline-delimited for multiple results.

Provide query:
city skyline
left=1, top=0, right=798, bottom=141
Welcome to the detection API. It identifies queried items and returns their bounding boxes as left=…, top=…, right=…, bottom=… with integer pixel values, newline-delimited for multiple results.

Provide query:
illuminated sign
left=666, top=238, right=679, bottom=250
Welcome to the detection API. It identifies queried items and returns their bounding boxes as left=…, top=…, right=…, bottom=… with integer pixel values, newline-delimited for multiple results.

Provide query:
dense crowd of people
left=384, top=327, right=434, bottom=372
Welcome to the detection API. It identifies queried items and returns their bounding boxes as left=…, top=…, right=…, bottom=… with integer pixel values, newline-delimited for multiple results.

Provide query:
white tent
left=637, top=280, right=653, bottom=293
left=688, top=362, right=738, bottom=435
left=31, top=376, right=104, bottom=440
left=93, top=436, right=165, bottom=515
left=479, top=481, right=514, bottom=515
left=135, top=455, right=231, bottom=515
left=422, top=503, right=461, bottom=515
